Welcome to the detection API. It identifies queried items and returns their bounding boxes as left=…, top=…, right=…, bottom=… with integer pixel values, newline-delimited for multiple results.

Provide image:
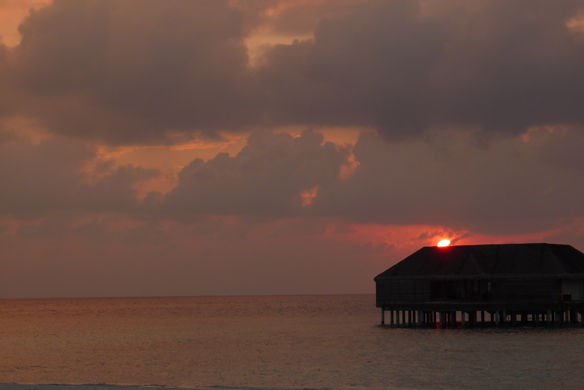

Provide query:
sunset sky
left=1, top=0, right=584, bottom=298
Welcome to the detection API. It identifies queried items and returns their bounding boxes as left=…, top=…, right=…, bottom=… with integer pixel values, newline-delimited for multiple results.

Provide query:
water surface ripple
left=0, top=295, right=582, bottom=389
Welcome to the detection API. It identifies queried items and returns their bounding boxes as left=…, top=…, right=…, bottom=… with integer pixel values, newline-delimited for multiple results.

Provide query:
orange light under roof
left=437, top=239, right=451, bottom=247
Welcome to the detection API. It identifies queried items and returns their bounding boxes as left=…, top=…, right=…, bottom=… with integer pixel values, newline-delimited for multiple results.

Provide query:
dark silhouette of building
left=374, top=243, right=584, bottom=327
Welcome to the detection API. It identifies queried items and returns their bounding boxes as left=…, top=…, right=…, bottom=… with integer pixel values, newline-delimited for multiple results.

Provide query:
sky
left=1, top=0, right=584, bottom=298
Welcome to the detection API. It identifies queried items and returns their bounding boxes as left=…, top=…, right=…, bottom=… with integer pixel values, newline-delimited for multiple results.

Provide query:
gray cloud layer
left=316, top=129, right=584, bottom=234
left=4, top=0, right=254, bottom=143
left=258, top=0, right=584, bottom=137
left=0, top=0, right=583, bottom=236
left=0, top=135, right=158, bottom=218
left=156, top=126, right=584, bottom=236
left=163, top=130, right=348, bottom=217
left=3, top=125, right=584, bottom=237
left=1, top=0, right=583, bottom=144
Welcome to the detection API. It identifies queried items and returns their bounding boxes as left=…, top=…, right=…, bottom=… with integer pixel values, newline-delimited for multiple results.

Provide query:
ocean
left=0, top=294, right=583, bottom=390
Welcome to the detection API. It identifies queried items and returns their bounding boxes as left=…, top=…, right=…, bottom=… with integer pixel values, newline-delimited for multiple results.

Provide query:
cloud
left=0, top=136, right=92, bottom=217
left=0, top=135, right=159, bottom=218
left=536, top=126, right=584, bottom=172
left=257, top=0, right=584, bottom=138
left=238, top=0, right=359, bottom=36
left=156, top=126, right=584, bottom=237
left=314, top=128, right=584, bottom=235
left=162, top=129, right=349, bottom=217
left=257, top=0, right=446, bottom=131
left=6, top=0, right=255, bottom=144
left=1, top=0, right=583, bottom=144
left=4, top=123, right=583, bottom=243
left=0, top=0, right=50, bottom=46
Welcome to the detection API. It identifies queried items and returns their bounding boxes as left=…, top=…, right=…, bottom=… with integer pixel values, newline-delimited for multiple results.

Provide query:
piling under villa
left=374, top=243, right=584, bottom=328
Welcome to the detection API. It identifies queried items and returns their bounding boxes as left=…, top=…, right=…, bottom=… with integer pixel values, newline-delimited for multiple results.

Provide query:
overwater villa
left=374, top=243, right=584, bottom=327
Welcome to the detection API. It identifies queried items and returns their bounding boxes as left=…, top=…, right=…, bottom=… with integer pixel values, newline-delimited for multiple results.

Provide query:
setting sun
left=437, top=239, right=451, bottom=247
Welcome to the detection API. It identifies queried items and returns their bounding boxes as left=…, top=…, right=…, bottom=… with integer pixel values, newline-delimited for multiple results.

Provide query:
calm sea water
left=0, top=295, right=583, bottom=390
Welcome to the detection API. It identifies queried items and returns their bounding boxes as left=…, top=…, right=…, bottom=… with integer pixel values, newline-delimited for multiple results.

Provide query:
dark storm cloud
left=1, top=0, right=583, bottom=144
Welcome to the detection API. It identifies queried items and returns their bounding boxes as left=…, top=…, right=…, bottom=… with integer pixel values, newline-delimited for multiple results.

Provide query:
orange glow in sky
left=300, top=186, right=319, bottom=206
left=0, top=0, right=51, bottom=46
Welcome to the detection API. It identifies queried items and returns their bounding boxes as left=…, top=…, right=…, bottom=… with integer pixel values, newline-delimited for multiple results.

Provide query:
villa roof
left=374, top=243, right=584, bottom=280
